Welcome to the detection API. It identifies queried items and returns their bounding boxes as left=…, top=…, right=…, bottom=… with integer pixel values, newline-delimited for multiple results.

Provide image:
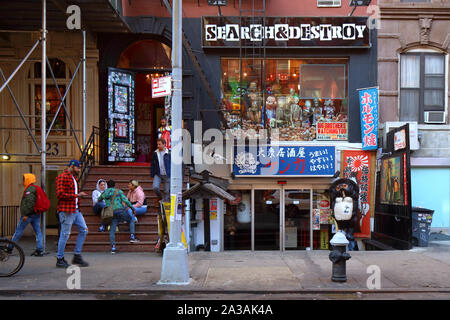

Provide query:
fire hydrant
left=329, top=231, right=351, bottom=282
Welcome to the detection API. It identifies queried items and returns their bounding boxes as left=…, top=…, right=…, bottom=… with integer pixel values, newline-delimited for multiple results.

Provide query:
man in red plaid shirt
left=55, top=159, right=89, bottom=268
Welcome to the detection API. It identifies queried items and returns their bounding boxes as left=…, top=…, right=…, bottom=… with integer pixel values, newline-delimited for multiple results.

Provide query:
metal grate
left=1, top=206, right=20, bottom=237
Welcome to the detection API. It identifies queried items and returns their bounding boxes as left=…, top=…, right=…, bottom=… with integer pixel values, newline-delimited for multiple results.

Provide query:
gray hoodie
left=92, top=179, right=107, bottom=206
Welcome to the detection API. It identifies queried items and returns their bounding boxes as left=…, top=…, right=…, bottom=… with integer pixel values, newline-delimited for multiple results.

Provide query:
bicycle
left=0, top=238, right=25, bottom=277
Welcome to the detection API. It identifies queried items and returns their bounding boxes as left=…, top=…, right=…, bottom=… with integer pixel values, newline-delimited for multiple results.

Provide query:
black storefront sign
left=202, top=16, right=370, bottom=48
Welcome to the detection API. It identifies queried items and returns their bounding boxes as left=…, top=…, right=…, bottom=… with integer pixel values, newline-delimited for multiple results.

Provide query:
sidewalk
left=1, top=236, right=450, bottom=294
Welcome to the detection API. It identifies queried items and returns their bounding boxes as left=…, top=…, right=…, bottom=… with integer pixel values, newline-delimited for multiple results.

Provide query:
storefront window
left=224, top=190, right=251, bottom=250
left=312, top=189, right=333, bottom=250
left=221, top=58, right=348, bottom=141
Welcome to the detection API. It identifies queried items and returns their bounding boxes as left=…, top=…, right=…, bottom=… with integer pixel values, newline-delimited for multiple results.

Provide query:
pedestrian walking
left=151, top=138, right=171, bottom=202
left=97, top=180, right=139, bottom=254
left=8, top=173, right=46, bottom=256
left=55, top=159, right=89, bottom=268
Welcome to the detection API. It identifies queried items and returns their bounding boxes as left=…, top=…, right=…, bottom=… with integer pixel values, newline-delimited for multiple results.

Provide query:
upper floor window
left=400, top=52, right=446, bottom=124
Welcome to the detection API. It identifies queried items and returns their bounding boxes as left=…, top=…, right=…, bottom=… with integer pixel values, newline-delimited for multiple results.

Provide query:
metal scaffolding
left=0, top=0, right=87, bottom=252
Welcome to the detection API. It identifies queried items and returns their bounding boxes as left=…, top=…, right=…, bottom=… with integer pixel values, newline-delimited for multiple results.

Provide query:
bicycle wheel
left=0, top=239, right=25, bottom=277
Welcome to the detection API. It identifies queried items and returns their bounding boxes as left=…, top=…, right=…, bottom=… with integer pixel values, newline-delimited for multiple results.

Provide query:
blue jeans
left=57, top=210, right=88, bottom=259
left=110, top=209, right=135, bottom=247
left=10, top=214, right=43, bottom=251
left=153, top=174, right=170, bottom=201
left=93, top=202, right=106, bottom=215
left=127, top=205, right=147, bottom=218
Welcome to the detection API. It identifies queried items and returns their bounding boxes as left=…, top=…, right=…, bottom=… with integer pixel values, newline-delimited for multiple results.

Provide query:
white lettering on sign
left=152, top=76, right=172, bottom=98
left=204, top=23, right=367, bottom=42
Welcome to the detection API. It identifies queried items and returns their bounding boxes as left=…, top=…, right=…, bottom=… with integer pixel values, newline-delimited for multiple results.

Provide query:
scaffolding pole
left=41, top=0, right=47, bottom=253
left=82, top=30, right=86, bottom=148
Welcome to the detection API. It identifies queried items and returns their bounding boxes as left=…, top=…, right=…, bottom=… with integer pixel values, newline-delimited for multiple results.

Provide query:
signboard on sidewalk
left=152, top=76, right=172, bottom=98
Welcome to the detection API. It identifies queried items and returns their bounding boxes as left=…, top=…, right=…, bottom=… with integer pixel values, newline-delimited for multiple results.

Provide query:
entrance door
left=253, top=187, right=314, bottom=251
left=107, top=67, right=136, bottom=162
left=284, top=189, right=312, bottom=250
left=254, top=189, right=281, bottom=250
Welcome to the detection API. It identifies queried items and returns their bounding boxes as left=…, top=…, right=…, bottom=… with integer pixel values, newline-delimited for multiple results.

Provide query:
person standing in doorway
left=55, top=160, right=89, bottom=268
left=8, top=173, right=44, bottom=256
left=157, top=116, right=171, bottom=150
left=151, top=138, right=171, bottom=203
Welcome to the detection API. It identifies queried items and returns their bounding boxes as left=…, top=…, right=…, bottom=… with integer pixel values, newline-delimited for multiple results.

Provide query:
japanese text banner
left=233, top=145, right=336, bottom=177
left=358, top=87, right=379, bottom=151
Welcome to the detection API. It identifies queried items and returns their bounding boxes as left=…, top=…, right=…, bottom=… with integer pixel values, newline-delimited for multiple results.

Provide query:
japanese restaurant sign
left=202, top=16, right=370, bottom=48
left=316, top=122, right=348, bottom=140
left=341, top=150, right=376, bottom=238
left=358, top=87, right=379, bottom=151
left=233, top=145, right=336, bottom=177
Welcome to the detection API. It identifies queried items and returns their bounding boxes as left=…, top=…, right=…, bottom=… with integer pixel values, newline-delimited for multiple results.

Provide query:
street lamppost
left=158, top=0, right=190, bottom=285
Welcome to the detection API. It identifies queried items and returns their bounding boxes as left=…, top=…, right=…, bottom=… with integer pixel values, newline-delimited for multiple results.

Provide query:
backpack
left=29, top=184, right=50, bottom=214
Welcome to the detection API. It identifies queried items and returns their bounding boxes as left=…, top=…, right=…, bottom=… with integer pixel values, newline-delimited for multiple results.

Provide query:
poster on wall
left=316, top=122, right=348, bottom=140
left=358, top=87, right=379, bottom=151
left=313, top=209, right=320, bottom=230
left=341, top=150, right=376, bottom=238
left=379, top=155, right=405, bottom=206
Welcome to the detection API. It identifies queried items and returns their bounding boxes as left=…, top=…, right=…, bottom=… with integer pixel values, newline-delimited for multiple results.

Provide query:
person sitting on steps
left=126, top=180, right=147, bottom=223
left=97, top=179, right=139, bottom=254
left=92, top=179, right=107, bottom=232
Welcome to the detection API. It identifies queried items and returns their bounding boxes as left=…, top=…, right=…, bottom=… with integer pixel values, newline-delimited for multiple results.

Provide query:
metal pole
left=41, top=0, right=47, bottom=253
left=82, top=30, right=86, bottom=149
left=0, top=39, right=40, bottom=93
left=159, top=0, right=190, bottom=285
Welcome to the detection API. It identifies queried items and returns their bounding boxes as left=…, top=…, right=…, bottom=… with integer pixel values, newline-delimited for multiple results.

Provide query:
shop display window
left=224, top=190, right=251, bottom=250
left=312, top=188, right=333, bottom=250
left=221, top=58, right=348, bottom=141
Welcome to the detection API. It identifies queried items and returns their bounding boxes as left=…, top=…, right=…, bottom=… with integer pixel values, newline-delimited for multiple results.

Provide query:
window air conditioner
left=318, top=0, right=341, bottom=7
left=424, top=111, right=446, bottom=124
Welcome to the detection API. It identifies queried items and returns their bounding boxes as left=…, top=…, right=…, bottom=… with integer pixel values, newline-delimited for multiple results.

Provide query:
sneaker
left=130, top=235, right=140, bottom=243
left=72, top=254, right=89, bottom=267
left=98, top=225, right=105, bottom=232
left=56, top=257, right=70, bottom=268
left=31, top=249, right=44, bottom=257
left=111, top=247, right=117, bottom=255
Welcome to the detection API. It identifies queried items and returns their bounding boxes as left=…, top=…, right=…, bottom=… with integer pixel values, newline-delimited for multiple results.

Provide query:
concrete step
left=86, top=222, right=159, bottom=233
left=66, top=241, right=157, bottom=252
left=69, top=231, right=159, bottom=242
left=82, top=214, right=157, bottom=223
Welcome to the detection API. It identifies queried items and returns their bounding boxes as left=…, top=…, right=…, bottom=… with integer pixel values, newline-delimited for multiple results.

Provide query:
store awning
left=183, top=170, right=235, bottom=201
left=182, top=182, right=236, bottom=201
left=0, top=0, right=131, bottom=33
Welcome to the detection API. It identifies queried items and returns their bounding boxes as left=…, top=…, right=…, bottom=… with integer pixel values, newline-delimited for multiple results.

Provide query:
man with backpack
left=8, top=173, right=48, bottom=256
left=55, top=159, right=89, bottom=268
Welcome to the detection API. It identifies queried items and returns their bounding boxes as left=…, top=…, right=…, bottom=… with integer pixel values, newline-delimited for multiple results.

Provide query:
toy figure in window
left=312, top=98, right=323, bottom=126
left=266, top=93, right=277, bottom=128
left=247, top=82, right=262, bottom=124
left=276, top=95, right=288, bottom=127
left=329, top=177, right=361, bottom=251
left=302, top=100, right=313, bottom=128
left=288, top=88, right=301, bottom=128
left=323, top=99, right=335, bottom=122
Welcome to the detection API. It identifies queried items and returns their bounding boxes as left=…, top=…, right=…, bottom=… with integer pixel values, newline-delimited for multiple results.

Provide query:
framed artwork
left=379, top=155, right=404, bottom=205
left=113, top=119, right=130, bottom=143
left=113, top=84, right=130, bottom=114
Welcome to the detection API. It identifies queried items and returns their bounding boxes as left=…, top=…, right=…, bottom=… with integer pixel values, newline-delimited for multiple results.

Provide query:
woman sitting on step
left=92, top=179, right=107, bottom=232
left=126, top=180, right=147, bottom=223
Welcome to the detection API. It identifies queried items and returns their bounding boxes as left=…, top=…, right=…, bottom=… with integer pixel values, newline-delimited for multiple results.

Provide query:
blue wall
left=411, top=168, right=450, bottom=229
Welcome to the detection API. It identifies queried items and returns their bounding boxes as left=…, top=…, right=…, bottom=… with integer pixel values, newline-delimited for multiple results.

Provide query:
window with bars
left=317, top=0, right=341, bottom=7
left=400, top=53, right=446, bottom=123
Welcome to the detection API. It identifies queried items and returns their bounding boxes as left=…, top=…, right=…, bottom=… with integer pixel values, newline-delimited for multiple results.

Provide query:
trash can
left=411, top=207, right=434, bottom=247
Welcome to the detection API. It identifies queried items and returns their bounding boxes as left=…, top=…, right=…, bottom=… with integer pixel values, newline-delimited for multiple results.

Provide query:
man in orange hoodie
left=9, top=173, right=44, bottom=256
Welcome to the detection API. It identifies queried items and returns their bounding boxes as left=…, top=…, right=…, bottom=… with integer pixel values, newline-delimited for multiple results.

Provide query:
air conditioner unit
left=424, top=111, right=446, bottom=124
left=318, top=0, right=341, bottom=7
left=385, top=121, right=420, bottom=150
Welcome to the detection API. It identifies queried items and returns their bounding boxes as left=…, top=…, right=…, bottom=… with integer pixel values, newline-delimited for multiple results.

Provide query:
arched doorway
left=107, top=40, right=171, bottom=163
